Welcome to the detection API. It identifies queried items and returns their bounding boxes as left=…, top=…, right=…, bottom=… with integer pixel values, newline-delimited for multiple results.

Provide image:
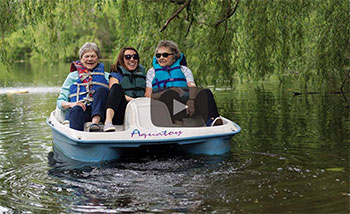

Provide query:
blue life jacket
left=69, top=62, right=108, bottom=104
left=119, top=65, right=146, bottom=98
left=152, top=54, right=187, bottom=92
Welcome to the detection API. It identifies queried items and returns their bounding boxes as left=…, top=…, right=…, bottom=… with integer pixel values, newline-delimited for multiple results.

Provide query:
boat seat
left=151, top=99, right=180, bottom=127
left=54, top=107, right=66, bottom=123
left=150, top=99, right=205, bottom=127
left=182, top=116, right=205, bottom=127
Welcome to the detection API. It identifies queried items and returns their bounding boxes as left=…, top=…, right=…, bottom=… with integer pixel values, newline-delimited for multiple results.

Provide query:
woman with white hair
left=56, top=42, right=109, bottom=132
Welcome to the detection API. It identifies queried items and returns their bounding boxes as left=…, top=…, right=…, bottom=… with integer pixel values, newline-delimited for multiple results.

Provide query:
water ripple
left=0, top=87, right=61, bottom=95
left=0, top=86, right=349, bottom=213
left=45, top=153, right=241, bottom=213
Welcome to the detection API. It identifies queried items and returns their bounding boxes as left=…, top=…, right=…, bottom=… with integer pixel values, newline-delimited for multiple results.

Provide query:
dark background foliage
left=1, top=0, right=349, bottom=90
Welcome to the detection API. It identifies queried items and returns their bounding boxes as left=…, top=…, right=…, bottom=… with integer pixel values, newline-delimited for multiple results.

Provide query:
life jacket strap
left=154, top=66, right=181, bottom=72
left=79, top=72, right=105, bottom=82
left=69, top=91, right=89, bottom=98
left=81, top=97, right=94, bottom=105
left=123, top=73, right=146, bottom=79
left=73, top=82, right=89, bottom=86
left=70, top=81, right=92, bottom=102
left=152, top=78, right=187, bottom=89
left=90, top=81, right=108, bottom=88
left=90, top=72, right=105, bottom=76
left=123, top=86, right=146, bottom=91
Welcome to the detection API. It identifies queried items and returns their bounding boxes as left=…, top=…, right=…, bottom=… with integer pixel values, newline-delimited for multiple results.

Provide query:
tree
left=0, top=0, right=349, bottom=92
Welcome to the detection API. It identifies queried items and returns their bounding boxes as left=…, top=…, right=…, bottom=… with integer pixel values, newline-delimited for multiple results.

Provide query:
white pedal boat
left=46, top=98, right=241, bottom=162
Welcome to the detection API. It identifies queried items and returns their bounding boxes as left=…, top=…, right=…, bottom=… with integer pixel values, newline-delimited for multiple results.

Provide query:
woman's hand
left=186, top=99, right=195, bottom=116
left=144, top=87, right=152, bottom=98
left=125, top=95, right=134, bottom=101
left=62, top=101, right=86, bottom=111
left=72, top=101, right=86, bottom=111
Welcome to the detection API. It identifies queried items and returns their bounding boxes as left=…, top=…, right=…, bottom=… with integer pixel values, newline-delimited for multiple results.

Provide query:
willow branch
left=340, top=68, right=350, bottom=93
left=184, top=17, right=193, bottom=37
left=215, top=0, right=239, bottom=27
left=184, top=5, right=193, bottom=37
left=219, top=20, right=229, bottom=46
left=159, top=0, right=192, bottom=32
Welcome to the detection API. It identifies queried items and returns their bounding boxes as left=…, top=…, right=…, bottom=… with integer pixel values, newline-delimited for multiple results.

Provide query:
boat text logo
left=131, top=129, right=183, bottom=139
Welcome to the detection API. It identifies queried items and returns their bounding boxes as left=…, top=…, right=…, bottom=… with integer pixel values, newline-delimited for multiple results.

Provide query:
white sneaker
left=103, top=122, right=116, bottom=132
left=211, top=117, right=223, bottom=126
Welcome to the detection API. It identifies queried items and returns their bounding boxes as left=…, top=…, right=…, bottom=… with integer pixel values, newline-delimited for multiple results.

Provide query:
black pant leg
left=195, top=88, right=219, bottom=122
left=106, top=84, right=128, bottom=125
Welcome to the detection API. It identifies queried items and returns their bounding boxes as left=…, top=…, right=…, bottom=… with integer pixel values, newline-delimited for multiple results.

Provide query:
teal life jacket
left=151, top=54, right=187, bottom=92
left=69, top=62, right=108, bottom=104
left=119, top=65, right=146, bottom=98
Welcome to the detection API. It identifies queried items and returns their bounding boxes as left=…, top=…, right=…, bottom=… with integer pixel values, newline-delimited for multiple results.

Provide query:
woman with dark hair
left=103, top=47, right=146, bottom=132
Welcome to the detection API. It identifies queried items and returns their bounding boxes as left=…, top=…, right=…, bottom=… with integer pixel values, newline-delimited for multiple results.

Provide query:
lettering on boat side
left=130, top=129, right=183, bottom=139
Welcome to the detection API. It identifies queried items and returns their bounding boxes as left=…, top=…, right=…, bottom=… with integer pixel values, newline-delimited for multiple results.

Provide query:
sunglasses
left=124, top=54, right=139, bottom=60
left=156, top=53, right=174, bottom=58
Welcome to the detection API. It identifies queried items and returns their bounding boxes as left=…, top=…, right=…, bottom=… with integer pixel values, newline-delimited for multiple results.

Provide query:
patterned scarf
left=73, top=61, right=91, bottom=83
left=73, top=60, right=93, bottom=97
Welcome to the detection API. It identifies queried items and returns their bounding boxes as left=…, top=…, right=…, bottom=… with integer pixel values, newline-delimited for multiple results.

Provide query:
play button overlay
left=173, top=99, right=187, bottom=116
left=150, top=89, right=208, bottom=127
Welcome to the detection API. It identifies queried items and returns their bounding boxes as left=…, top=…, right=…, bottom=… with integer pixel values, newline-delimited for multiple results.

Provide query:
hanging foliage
left=0, top=0, right=349, bottom=91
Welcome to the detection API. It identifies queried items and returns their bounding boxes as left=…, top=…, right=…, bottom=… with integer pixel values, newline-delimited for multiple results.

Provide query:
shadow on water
left=47, top=144, right=241, bottom=174
left=47, top=145, right=244, bottom=213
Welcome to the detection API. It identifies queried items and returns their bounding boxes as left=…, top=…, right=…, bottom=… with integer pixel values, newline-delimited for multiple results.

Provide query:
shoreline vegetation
left=0, top=0, right=349, bottom=94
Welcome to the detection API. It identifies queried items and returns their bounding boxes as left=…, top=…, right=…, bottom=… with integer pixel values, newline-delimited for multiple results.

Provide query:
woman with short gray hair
left=145, top=40, right=223, bottom=126
left=79, top=42, right=101, bottom=59
left=57, top=42, right=109, bottom=132
left=154, top=40, right=181, bottom=61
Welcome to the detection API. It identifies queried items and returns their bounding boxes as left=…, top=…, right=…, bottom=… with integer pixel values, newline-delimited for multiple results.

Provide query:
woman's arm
left=57, top=72, right=88, bottom=111
left=144, top=68, right=155, bottom=97
left=57, top=72, right=79, bottom=110
left=180, top=66, right=197, bottom=116
left=181, top=66, right=196, bottom=87
left=125, top=95, right=134, bottom=101
left=144, top=87, right=152, bottom=98
left=60, top=100, right=86, bottom=111
left=109, top=76, right=119, bottom=89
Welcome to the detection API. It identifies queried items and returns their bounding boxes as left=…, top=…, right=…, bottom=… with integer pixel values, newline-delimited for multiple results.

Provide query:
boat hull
left=48, top=122, right=239, bottom=162
left=51, top=127, right=123, bottom=162
left=47, top=98, right=241, bottom=162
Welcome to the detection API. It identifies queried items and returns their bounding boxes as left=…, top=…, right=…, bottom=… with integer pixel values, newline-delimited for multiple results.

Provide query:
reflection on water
left=0, top=62, right=349, bottom=213
left=0, top=87, right=61, bottom=95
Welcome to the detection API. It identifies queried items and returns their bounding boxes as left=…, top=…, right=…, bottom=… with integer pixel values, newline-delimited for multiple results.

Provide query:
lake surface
left=0, top=62, right=349, bottom=213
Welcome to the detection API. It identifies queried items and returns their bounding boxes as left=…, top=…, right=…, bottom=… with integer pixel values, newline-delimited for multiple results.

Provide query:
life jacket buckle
left=81, top=97, right=94, bottom=106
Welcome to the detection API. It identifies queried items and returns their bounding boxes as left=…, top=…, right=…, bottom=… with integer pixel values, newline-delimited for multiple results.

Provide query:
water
left=0, top=63, right=349, bottom=213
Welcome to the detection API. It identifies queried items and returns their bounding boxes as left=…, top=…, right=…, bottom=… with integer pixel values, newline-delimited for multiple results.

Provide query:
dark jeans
left=159, top=88, right=219, bottom=123
left=65, top=87, right=108, bottom=131
left=106, top=84, right=128, bottom=125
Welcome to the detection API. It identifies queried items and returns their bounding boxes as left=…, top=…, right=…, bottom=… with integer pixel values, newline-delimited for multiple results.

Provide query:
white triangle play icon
left=173, top=99, right=188, bottom=116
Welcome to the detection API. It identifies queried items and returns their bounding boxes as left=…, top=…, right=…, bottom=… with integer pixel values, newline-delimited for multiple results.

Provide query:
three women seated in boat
left=57, top=40, right=223, bottom=132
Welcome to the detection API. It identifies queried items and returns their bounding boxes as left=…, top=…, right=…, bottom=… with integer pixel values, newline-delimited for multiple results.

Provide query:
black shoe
left=88, top=123, right=101, bottom=132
